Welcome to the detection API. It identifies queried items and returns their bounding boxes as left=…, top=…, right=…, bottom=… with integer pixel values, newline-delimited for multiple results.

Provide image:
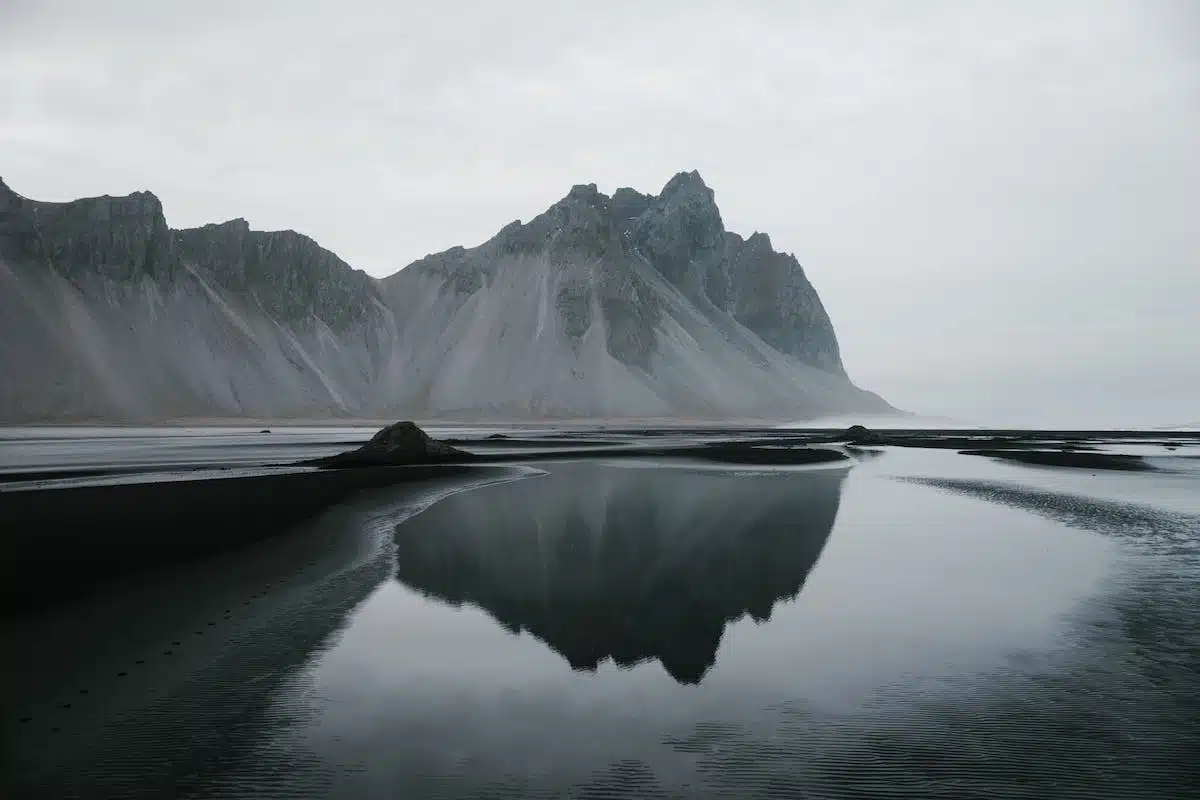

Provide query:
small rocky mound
left=843, top=425, right=887, bottom=445
left=312, top=421, right=471, bottom=468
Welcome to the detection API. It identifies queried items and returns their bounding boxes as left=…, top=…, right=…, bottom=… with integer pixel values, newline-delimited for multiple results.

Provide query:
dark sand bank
left=665, top=443, right=850, bottom=466
left=0, top=464, right=472, bottom=617
left=817, top=426, right=1200, bottom=472
left=0, top=465, right=163, bottom=484
left=442, top=436, right=624, bottom=448
left=826, top=427, right=1200, bottom=449
left=960, top=449, right=1154, bottom=471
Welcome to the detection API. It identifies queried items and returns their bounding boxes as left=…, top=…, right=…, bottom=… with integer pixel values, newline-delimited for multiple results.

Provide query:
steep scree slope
left=0, top=173, right=888, bottom=421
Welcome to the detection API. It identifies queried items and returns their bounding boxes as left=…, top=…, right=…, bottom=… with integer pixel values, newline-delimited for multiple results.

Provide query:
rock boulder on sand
left=843, top=424, right=887, bottom=445
left=313, top=421, right=471, bottom=468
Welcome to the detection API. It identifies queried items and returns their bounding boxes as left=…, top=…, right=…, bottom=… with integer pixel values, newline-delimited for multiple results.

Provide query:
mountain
left=0, top=172, right=889, bottom=422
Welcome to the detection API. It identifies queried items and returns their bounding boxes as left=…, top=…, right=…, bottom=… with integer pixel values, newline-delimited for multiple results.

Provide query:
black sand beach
left=1, top=423, right=1198, bottom=798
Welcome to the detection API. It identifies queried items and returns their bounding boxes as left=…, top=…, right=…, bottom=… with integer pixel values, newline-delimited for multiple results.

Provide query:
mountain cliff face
left=0, top=172, right=889, bottom=421
left=0, top=179, right=392, bottom=421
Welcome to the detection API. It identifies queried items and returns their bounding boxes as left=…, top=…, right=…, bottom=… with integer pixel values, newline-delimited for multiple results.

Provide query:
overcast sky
left=2, top=0, right=1197, bottom=426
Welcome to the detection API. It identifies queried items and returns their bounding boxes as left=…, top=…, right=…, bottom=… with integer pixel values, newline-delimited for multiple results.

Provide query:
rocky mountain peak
left=745, top=231, right=773, bottom=249
left=216, top=217, right=252, bottom=233
left=628, top=171, right=727, bottom=303
left=611, top=187, right=652, bottom=227
left=486, top=181, right=621, bottom=264
left=553, top=183, right=611, bottom=227
left=658, top=169, right=714, bottom=203
left=565, top=183, right=603, bottom=202
left=391, top=169, right=848, bottom=375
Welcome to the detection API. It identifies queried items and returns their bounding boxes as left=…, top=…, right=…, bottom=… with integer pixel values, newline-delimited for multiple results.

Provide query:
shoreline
left=3, top=419, right=1198, bottom=438
left=3, top=423, right=1195, bottom=619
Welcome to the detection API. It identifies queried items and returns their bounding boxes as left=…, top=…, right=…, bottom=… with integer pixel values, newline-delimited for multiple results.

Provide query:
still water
left=4, top=452, right=1199, bottom=798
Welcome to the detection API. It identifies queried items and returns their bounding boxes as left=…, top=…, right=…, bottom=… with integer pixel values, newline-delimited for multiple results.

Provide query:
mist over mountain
left=0, top=172, right=889, bottom=422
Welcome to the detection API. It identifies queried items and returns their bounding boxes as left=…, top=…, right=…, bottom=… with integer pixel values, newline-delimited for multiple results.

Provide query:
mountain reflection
left=393, top=463, right=847, bottom=684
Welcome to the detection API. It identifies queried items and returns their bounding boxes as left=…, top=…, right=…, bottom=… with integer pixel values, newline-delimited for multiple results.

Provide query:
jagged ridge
left=0, top=172, right=889, bottom=421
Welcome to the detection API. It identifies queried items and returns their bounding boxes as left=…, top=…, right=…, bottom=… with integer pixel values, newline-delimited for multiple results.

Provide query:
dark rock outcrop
left=724, top=231, right=844, bottom=374
left=843, top=424, right=887, bottom=444
left=0, top=178, right=175, bottom=282
left=174, top=219, right=381, bottom=332
left=313, top=421, right=471, bottom=468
